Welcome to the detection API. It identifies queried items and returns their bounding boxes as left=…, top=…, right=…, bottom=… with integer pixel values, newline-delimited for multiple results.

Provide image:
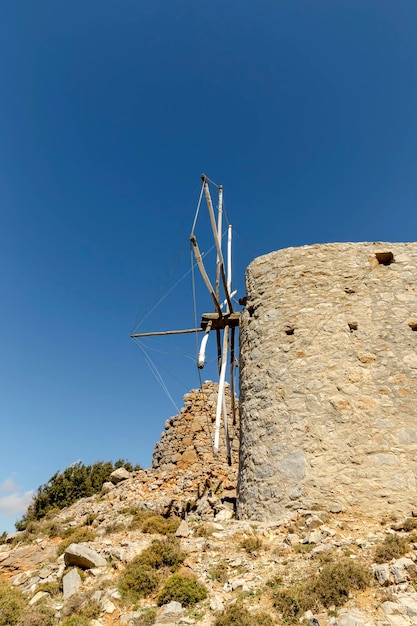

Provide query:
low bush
left=36, top=580, right=62, bottom=596
left=138, top=537, right=186, bottom=571
left=141, top=515, right=181, bottom=535
left=157, top=573, right=207, bottom=606
left=62, top=591, right=101, bottom=620
left=214, top=603, right=275, bottom=626
left=0, top=581, right=26, bottom=626
left=57, top=527, right=96, bottom=556
left=273, top=559, right=371, bottom=621
left=194, top=523, right=215, bottom=538
left=240, top=535, right=263, bottom=554
left=374, top=534, right=409, bottom=563
left=119, top=563, right=161, bottom=603
left=61, top=617, right=90, bottom=626
left=131, top=607, right=157, bottom=625
left=130, top=509, right=180, bottom=535
left=118, top=538, right=186, bottom=603
left=20, top=602, right=55, bottom=626
left=209, top=561, right=229, bottom=584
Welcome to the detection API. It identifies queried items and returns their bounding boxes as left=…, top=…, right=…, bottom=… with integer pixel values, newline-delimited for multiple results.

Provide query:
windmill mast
left=131, top=174, right=240, bottom=465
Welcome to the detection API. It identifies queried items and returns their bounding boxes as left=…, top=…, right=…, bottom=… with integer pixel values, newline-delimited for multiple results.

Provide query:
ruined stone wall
left=237, top=242, right=417, bottom=520
left=152, top=381, right=239, bottom=470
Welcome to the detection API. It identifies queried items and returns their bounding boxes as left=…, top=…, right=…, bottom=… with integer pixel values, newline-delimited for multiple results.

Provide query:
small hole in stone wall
left=285, top=326, right=295, bottom=335
left=344, top=287, right=355, bottom=294
left=247, top=305, right=255, bottom=317
left=408, top=321, right=417, bottom=331
left=375, top=251, right=394, bottom=265
left=348, top=322, right=358, bottom=332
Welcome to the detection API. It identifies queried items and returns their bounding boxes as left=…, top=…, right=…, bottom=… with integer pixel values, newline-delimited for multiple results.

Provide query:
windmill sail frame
left=131, top=174, right=240, bottom=465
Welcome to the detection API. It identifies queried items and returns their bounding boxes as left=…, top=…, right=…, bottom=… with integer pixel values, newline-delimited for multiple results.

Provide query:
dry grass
left=374, top=534, right=409, bottom=563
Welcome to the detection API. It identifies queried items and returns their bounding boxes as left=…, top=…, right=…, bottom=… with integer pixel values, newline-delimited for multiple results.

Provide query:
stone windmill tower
left=237, top=242, right=417, bottom=520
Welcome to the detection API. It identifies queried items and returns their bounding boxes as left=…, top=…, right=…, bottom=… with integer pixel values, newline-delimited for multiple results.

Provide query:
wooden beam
left=131, top=328, right=203, bottom=338
left=201, top=312, right=240, bottom=331
left=190, top=234, right=223, bottom=317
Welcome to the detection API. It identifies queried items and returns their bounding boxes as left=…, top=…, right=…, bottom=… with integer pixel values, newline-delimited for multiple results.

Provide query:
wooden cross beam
left=201, top=312, right=240, bottom=331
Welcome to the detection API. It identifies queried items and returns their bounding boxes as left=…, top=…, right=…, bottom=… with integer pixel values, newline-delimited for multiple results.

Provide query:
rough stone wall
left=152, top=381, right=239, bottom=470
left=237, top=242, right=417, bottom=520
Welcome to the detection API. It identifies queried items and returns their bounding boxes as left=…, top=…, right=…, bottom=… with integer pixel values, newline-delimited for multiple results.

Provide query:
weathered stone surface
left=0, top=542, right=57, bottom=572
left=210, top=595, right=224, bottom=611
left=175, top=520, right=191, bottom=538
left=29, top=590, right=49, bottom=605
left=152, top=381, right=239, bottom=470
left=110, top=467, right=130, bottom=484
left=64, top=543, right=107, bottom=569
left=338, top=609, right=373, bottom=626
left=62, top=567, right=82, bottom=600
left=374, top=564, right=391, bottom=586
left=155, top=601, right=184, bottom=623
left=396, top=594, right=417, bottom=618
left=392, top=558, right=416, bottom=584
left=238, top=242, right=417, bottom=520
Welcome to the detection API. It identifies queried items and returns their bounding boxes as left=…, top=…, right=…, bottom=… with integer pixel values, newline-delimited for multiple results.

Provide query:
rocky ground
left=2, top=463, right=417, bottom=625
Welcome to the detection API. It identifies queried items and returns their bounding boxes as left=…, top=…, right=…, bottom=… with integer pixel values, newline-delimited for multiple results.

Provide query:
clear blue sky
left=1, top=0, right=417, bottom=533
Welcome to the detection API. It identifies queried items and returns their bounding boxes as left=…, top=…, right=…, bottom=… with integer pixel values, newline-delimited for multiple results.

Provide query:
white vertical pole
left=227, top=224, right=232, bottom=299
left=222, top=391, right=232, bottom=464
left=213, top=325, right=229, bottom=459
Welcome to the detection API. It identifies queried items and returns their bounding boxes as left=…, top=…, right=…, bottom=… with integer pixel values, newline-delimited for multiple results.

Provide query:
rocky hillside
left=2, top=383, right=417, bottom=626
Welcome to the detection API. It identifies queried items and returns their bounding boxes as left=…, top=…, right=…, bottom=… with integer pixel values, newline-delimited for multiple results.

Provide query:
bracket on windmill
left=201, top=312, right=240, bottom=331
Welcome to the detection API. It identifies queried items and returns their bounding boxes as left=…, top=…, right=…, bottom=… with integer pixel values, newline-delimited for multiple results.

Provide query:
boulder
left=155, top=601, right=184, bottom=623
left=64, top=543, right=107, bottom=569
left=374, top=564, right=391, bottom=586
left=63, top=568, right=82, bottom=600
left=175, top=520, right=191, bottom=538
left=110, top=467, right=130, bottom=484
left=29, top=591, right=50, bottom=606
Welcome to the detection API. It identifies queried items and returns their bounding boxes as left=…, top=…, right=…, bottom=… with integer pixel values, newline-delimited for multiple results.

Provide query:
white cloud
left=0, top=490, right=34, bottom=516
left=0, top=477, right=20, bottom=493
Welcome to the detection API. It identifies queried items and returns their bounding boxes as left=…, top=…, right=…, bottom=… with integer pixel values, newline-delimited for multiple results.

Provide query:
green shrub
left=214, top=603, right=275, bottom=626
left=57, top=527, right=96, bottom=556
left=130, top=607, right=157, bottom=625
left=0, top=531, right=7, bottom=545
left=119, top=564, right=161, bottom=603
left=240, top=535, right=263, bottom=554
left=61, top=617, right=91, bottom=626
left=36, top=580, right=62, bottom=596
left=137, top=537, right=186, bottom=571
left=209, top=561, right=229, bottom=584
left=157, top=574, right=207, bottom=606
left=0, top=581, right=26, bottom=626
left=273, top=559, right=371, bottom=621
left=314, top=560, right=371, bottom=606
left=61, top=591, right=101, bottom=620
left=141, top=515, right=181, bottom=535
left=118, top=538, right=186, bottom=603
left=16, top=459, right=141, bottom=530
left=20, top=602, right=56, bottom=626
left=194, top=523, right=215, bottom=537
left=130, top=509, right=180, bottom=535
left=374, top=534, right=410, bottom=563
